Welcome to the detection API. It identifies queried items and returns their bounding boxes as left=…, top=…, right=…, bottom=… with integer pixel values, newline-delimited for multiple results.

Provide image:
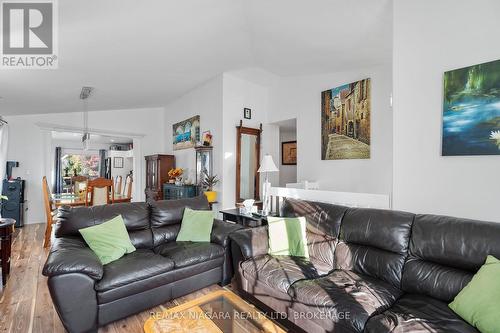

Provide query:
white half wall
left=268, top=64, right=393, bottom=196
left=393, top=0, right=500, bottom=221
left=5, top=107, right=165, bottom=224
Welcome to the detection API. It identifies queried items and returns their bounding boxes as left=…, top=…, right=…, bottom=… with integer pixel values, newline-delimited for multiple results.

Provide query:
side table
left=0, top=218, right=15, bottom=286
left=220, top=209, right=275, bottom=228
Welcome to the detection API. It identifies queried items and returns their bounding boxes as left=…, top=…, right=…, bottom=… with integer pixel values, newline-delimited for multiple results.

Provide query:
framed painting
left=442, top=59, right=500, bottom=156
left=172, top=115, right=200, bottom=150
left=282, top=141, right=297, bottom=165
left=113, top=157, right=124, bottom=168
left=321, top=78, right=371, bottom=160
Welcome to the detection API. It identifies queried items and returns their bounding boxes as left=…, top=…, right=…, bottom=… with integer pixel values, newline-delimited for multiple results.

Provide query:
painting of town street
left=321, top=78, right=371, bottom=160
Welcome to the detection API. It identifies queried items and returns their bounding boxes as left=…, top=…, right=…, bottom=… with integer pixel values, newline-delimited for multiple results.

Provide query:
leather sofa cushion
left=95, top=250, right=174, bottom=292
left=281, top=198, right=348, bottom=268
left=240, top=255, right=332, bottom=294
left=365, top=294, right=478, bottom=333
left=403, top=214, right=500, bottom=302
left=288, top=269, right=402, bottom=333
left=154, top=242, right=224, bottom=268
left=55, top=202, right=153, bottom=249
left=335, top=208, right=414, bottom=287
left=43, top=237, right=103, bottom=280
left=97, top=258, right=223, bottom=304
left=150, top=196, right=210, bottom=246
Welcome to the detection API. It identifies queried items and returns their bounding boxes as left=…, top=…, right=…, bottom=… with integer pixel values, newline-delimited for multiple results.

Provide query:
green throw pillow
left=267, top=216, right=309, bottom=258
left=176, top=208, right=214, bottom=242
left=79, top=215, right=136, bottom=265
left=449, top=255, right=500, bottom=333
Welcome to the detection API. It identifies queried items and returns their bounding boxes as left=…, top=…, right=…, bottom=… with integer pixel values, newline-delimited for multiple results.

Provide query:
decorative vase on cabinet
left=145, top=154, right=175, bottom=202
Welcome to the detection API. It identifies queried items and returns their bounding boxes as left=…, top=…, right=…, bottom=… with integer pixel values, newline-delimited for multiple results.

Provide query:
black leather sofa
left=42, top=196, right=242, bottom=333
left=230, top=198, right=500, bottom=333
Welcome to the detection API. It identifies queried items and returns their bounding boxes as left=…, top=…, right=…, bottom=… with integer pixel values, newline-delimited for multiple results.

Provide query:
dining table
left=52, top=193, right=132, bottom=207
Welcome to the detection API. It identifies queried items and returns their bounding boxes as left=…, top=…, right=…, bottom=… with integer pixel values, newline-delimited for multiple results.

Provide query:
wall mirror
left=236, top=122, right=262, bottom=204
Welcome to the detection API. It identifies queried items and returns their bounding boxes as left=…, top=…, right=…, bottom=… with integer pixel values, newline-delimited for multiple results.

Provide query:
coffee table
left=143, top=289, right=285, bottom=333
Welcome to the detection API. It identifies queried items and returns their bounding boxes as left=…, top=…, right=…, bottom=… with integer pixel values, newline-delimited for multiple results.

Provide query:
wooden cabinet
left=145, top=154, right=175, bottom=202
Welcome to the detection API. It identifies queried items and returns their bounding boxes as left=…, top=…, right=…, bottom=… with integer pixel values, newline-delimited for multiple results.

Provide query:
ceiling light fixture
left=80, top=86, right=94, bottom=151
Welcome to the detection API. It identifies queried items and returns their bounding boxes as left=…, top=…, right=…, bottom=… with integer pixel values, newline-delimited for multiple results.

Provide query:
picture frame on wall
left=113, top=157, right=124, bottom=168
left=282, top=141, right=297, bottom=165
left=244, top=108, right=252, bottom=119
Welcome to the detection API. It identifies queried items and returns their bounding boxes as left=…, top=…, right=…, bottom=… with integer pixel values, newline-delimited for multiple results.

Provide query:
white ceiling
left=0, top=0, right=392, bottom=116
left=52, top=131, right=132, bottom=144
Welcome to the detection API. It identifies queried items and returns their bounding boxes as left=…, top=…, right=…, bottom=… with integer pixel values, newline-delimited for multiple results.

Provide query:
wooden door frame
left=236, top=121, right=262, bottom=204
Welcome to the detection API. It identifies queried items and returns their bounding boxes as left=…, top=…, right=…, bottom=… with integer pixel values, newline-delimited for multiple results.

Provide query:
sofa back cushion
left=150, top=196, right=210, bottom=247
left=281, top=198, right=348, bottom=269
left=335, top=208, right=414, bottom=288
left=402, top=214, right=500, bottom=302
left=55, top=202, right=152, bottom=249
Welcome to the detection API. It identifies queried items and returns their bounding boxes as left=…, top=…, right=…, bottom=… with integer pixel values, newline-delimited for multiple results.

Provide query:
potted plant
left=202, top=170, right=219, bottom=203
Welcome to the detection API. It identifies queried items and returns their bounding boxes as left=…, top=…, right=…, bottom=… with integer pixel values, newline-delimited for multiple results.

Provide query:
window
left=61, top=153, right=100, bottom=178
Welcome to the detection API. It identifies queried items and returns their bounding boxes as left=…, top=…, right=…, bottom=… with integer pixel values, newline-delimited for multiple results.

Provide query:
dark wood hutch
left=145, top=154, right=175, bottom=202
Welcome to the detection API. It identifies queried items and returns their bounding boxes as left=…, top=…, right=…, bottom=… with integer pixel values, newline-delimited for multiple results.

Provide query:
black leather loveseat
left=42, top=196, right=242, bottom=333
left=230, top=198, right=500, bottom=333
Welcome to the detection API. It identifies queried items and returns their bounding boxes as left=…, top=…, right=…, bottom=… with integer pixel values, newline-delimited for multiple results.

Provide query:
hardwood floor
left=0, top=223, right=223, bottom=333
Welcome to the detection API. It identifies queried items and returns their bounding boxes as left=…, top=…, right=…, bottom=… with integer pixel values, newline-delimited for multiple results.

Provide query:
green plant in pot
left=202, top=171, right=219, bottom=203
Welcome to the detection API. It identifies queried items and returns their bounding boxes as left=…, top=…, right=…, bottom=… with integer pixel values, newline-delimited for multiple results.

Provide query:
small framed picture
left=282, top=141, right=297, bottom=165
left=113, top=157, right=124, bottom=168
left=244, top=108, right=251, bottom=119
left=202, top=131, right=212, bottom=146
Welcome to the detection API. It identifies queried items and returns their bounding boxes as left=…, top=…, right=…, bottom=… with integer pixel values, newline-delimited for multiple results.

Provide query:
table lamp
left=258, top=154, right=279, bottom=216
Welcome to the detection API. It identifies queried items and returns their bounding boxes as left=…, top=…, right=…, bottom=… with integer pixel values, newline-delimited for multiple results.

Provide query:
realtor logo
left=1, top=0, right=58, bottom=69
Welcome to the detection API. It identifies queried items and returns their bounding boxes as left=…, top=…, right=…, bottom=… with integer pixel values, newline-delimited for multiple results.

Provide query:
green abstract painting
left=442, top=59, right=500, bottom=156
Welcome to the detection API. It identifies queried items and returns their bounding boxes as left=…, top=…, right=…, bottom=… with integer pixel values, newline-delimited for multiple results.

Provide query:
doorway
left=272, top=118, right=297, bottom=187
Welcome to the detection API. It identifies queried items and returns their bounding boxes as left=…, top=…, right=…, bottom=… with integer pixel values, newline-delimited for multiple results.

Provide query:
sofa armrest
left=42, top=237, right=103, bottom=280
left=211, top=219, right=244, bottom=248
left=229, top=226, right=269, bottom=260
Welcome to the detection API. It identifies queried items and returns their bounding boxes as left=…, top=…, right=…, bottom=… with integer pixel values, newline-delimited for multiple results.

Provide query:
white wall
left=268, top=64, right=393, bottom=195
left=164, top=76, right=224, bottom=202
left=222, top=73, right=277, bottom=209
left=392, top=0, right=500, bottom=221
left=279, top=129, right=297, bottom=187
left=5, top=107, right=165, bottom=224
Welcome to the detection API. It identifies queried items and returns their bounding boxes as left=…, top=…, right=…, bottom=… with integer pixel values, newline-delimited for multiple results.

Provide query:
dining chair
left=114, top=175, right=123, bottom=195
left=72, top=175, right=88, bottom=194
left=42, top=176, right=56, bottom=247
left=86, top=178, right=114, bottom=206
left=123, top=175, right=133, bottom=199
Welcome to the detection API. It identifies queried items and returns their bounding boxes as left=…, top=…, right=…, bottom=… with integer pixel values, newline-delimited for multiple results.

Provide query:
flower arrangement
left=490, top=130, right=500, bottom=149
left=168, top=168, right=183, bottom=178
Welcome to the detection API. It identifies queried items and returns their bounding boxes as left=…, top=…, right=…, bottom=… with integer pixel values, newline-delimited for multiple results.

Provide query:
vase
left=204, top=191, right=217, bottom=203
left=175, top=177, right=183, bottom=186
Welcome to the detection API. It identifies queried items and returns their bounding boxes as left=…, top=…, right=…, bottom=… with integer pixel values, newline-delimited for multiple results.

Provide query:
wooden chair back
left=123, top=175, right=133, bottom=198
left=42, top=176, right=54, bottom=247
left=86, top=177, right=114, bottom=206
left=114, top=175, right=123, bottom=194
left=72, top=175, right=88, bottom=194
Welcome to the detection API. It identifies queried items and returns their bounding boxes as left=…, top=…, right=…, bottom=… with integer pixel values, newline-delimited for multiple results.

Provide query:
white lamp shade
left=258, top=155, right=279, bottom=173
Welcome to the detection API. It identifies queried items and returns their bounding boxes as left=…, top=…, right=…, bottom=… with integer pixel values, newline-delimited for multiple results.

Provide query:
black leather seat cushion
left=240, top=255, right=332, bottom=294
left=365, top=294, right=479, bottom=333
left=154, top=242, right=224, bottom=268
left=96, top=250, right=174, bottom=292
left=288, top=270, right=402, bottom=332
